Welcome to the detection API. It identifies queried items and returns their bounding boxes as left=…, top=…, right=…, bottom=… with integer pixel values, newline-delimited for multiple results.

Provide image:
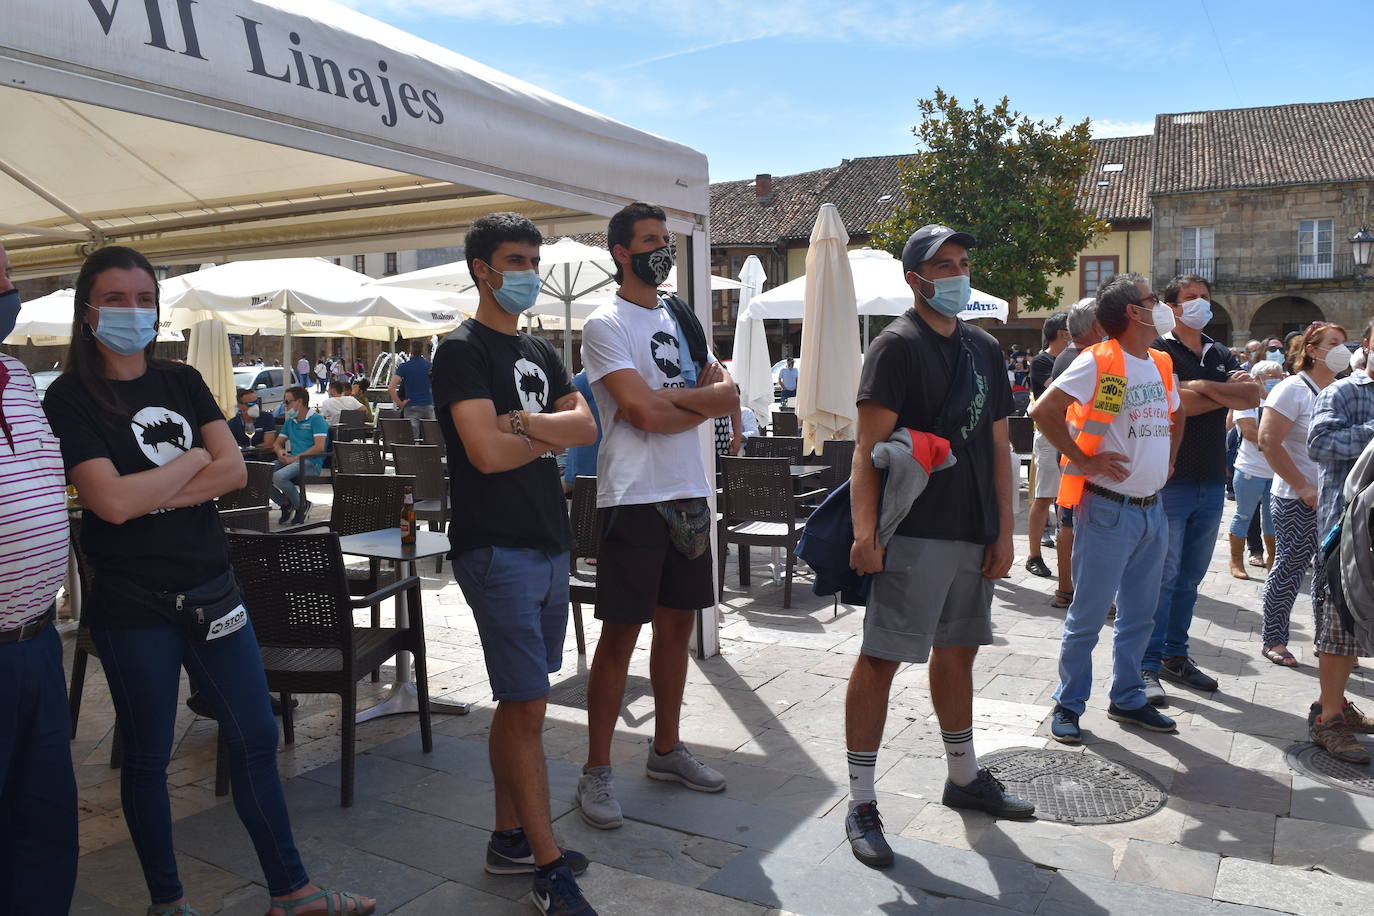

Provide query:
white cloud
left=1091, top=118, right=1155, bottom=137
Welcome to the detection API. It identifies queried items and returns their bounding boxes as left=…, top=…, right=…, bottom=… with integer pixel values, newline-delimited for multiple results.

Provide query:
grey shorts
left=863, top=536, right=995, bottom=663
left=1032, top=430, right=1061, bottom=500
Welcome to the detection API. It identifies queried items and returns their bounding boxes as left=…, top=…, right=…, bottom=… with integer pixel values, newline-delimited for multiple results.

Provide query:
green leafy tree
left=871, top=89, right=1108, bottom=313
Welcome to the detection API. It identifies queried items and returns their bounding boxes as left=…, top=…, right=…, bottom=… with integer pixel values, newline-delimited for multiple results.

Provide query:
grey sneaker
left=845, top=801, right=893, bottom=868
left=1141, top=669, right=1167, bottom=707
left=575, top=766, right=623, bottom=829
left=646, top=742, right=726, bottom=793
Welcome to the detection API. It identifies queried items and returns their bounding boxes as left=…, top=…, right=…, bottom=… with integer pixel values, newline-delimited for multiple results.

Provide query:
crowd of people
left=4, top=204, right=1374, bottom=915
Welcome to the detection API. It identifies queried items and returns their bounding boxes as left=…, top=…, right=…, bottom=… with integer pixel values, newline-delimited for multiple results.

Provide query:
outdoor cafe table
left=337, top=527, right=470, bottom=722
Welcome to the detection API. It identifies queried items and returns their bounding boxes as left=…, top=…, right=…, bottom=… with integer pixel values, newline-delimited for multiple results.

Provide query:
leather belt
left=0, top=606, right=56, bottom=644
left=1085, top=481, right=1158, bottom=508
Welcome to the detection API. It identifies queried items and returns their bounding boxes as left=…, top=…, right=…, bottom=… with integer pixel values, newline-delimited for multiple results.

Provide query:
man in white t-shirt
left=316, top=380, right=364, bottom=424
left=575, top=202, right=740, bottom=829
left=1030, top=273, right=1184, bottom=744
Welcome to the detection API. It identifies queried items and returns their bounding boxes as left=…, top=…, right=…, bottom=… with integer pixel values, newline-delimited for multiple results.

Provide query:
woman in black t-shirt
left=43, top=247, right=374, bottom=916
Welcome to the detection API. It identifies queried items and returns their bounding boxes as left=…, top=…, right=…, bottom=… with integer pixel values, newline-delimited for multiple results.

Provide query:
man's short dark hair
left=464, top=212, right=542, bottom=277
left=410, top=341, right=427, bottom=358
left=235, top=387, right=252, bottom=403
left=607, top=202, right=667, bottom=283
left=1162, top=273, right=1211, bottom=304
left=328, top=380, right=345, bottom=395
left=285, top=385, right=310, bottom=406
left=1096, top=273, right=1148, bottom=338
left=1042, top=311, right=1069, bottom=348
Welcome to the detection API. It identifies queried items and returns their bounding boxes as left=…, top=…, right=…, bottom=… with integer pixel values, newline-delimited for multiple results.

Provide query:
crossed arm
left=452, top=390, right=597, bottom=475
left=70, top=421, right=247, bottom=524
left=600, top=362, right=739, bottom=434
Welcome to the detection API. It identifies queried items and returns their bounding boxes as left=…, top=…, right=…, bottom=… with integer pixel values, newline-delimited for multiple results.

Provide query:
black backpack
left=1313, top=436, right=1374, bottom=655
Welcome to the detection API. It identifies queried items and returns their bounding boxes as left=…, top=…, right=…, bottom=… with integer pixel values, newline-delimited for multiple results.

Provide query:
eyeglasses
left=1132, top=295, right=1160, bottom=308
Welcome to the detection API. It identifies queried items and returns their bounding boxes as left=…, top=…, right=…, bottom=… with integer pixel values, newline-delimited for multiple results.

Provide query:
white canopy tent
left=740, top=248, right=1010, bottom=327
left=2, top=0, right=722, bottom=654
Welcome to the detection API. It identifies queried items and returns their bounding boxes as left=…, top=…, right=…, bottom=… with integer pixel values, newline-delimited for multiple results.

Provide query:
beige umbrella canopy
left=186, top=320, right=235, bottom=420
left=796, top=204, right=861, bottom=454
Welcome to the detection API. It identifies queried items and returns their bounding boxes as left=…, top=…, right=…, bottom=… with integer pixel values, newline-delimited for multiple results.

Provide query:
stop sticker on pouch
left=1093, top=374, right=1127, bottom=415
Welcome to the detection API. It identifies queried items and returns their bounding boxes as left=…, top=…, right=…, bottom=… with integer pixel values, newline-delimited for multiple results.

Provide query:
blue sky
left=339, top=0, right=1374, bottom=182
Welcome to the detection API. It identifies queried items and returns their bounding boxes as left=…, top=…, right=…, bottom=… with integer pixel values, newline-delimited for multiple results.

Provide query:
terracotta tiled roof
left=1152, top=97, right=1374, bottom=195
left=709, top=155, right=912, bottom=246
left=1077, top=135, right=1153, bottom=223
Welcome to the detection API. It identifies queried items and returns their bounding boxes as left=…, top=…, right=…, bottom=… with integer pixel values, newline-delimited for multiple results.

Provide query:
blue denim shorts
left=453, top=546, right=570, bottom=702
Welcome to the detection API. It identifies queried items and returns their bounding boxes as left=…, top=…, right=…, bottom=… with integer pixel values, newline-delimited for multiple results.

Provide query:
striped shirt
left=1308, top=371, right=1374, bottom=539
left=0, top=347, right=70, bottom=629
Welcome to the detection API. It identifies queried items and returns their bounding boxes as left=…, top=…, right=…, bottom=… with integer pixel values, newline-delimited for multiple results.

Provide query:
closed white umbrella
left=730, top=256, right=772, bottom=421
left=4, top=288, right=182, bottom=345
left=796, top=204, right=861, bottom=454
left=740, top=247, right=1008, bottom=324
left=185, top=319, right=235, bottom=419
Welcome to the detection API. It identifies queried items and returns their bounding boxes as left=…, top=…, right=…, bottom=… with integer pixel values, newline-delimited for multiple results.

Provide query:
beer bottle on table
left=400, top=485, right=416, bottom=545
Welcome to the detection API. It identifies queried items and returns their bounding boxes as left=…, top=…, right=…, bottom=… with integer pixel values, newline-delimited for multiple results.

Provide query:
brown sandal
left=1051, top=589, right=1073, bottom=608
left=1262, top=645, right=1298, bottom=667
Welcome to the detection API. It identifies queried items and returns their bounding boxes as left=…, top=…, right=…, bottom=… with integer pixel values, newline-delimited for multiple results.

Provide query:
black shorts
left=594, top=503, right=715, bottom=624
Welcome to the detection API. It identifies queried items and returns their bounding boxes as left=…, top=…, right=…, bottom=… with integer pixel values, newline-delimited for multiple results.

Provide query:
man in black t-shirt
left=1142, top=274, right=1262, bottom=707
left=1025, top=311, right=1070, bottom=579
left=431, top=213, right=599, bottom=912
left=842, top=225, right=1032, bottom=871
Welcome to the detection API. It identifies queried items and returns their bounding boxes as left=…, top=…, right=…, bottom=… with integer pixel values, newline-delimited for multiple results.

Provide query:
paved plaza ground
left=62, top=485, right=1374, bottom=915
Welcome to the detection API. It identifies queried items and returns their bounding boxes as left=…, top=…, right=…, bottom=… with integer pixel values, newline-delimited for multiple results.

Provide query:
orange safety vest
left=1057, top=338, right=1175, bottom=508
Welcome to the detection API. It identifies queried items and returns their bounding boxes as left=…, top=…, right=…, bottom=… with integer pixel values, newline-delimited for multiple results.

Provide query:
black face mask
left=630, top=244, right=675, bottom=287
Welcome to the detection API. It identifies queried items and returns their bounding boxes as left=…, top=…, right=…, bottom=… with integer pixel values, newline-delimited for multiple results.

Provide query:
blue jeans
left=1054, top=490, right=1168, bottom=715
left=91, top=620, right=308, bottom=904
left=1229, top=470, right=1274, bottom=538
left=0, top=622, right=78, bottom=915
left=271, top=460, right=320, bottom=510
left=1143, top=478, right=1226, bottom=672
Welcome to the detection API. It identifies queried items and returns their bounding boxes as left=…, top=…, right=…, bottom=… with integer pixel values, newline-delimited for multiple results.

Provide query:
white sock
left=846, top=749, right=878, bottom=809
left=941, top=727, right=979, bottom=786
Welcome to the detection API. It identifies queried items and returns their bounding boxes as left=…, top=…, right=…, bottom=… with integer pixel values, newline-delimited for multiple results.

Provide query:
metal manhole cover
left=548, top=674, right=652, bottom=710
left=1286, top=740, right=1374, bottom=796
left=981, top=747, right=1167, bottom=825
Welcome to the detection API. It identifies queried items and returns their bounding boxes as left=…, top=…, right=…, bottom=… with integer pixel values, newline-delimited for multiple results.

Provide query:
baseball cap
left=900, top=224, right=977, bottom=274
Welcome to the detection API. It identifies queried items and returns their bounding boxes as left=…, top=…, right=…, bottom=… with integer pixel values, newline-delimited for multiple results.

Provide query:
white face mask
left=1323, top=344, right=1352, bottom=374
left=246, top=404, right=260, bottom=419
left=1147, top=302, right=1176, bottom=335
left=1178, top=298, right=1212, bottom=330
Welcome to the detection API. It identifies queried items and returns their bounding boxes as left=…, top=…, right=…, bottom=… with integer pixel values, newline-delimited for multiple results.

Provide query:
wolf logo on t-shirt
left=650, top=331, right=682, bottom=379
left=130, top=406, right=193, bottom=466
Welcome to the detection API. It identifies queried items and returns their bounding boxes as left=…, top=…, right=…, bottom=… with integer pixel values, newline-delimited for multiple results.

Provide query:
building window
left=1298, top=218, right=1333, bottom=279
left=352, top=254, right=366, bottom=274
left=1179, top=227, right=1215, bottom=281
left=1079, top=255, right=1119, bottom=300
left=385, top=252, right=399, bottom=275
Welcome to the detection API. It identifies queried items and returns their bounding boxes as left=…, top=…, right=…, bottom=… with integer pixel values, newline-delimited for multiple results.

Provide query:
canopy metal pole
left=282, top=306, right=292, bottom=382
left=563, top=262, right=573, bottom=371
left=862, top=315, right=869, bottom=351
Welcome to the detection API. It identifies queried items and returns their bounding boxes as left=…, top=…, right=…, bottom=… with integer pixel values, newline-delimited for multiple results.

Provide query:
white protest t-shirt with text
left=581, top=295, right=713, bottom=508
left=1049, top=347, right=1180, bottom=498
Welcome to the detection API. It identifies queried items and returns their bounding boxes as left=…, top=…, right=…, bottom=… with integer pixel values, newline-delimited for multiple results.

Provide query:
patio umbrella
left=185, top=319, right=235, bottom=418
left=730, top=255, right=773, bottom=420
left=3, top=288, right=183, bottom=345
left=796, top=204, right=861, bottom=454
left=739, top=248, right=1009, bottom=325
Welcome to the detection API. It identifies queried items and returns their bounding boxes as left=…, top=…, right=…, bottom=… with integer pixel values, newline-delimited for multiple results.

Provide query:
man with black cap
left=842, top=225, right=1032, bottom=870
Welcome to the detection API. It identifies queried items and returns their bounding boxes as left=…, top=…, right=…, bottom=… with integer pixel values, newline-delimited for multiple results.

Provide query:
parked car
left=232, top=365, right=288, bottom=414
left=30, top=369, right=62, bottom=398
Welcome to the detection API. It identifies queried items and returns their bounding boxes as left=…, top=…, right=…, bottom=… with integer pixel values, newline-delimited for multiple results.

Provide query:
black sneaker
left=1049, top=705, right=1081, bottom=744
left=1025, top=556, right=1052, bottom=578
left=942, top=768, right=1035, bottom=819
left=185, top=691, right=214, bottom=718
left=278, top=504, right=292, bottom=525
left=844, top=801, right=893, bottom=868
left=1040, top=534, right=1057, bottom=549
left=1159, top=656, right=1218, bottom=692
left=1107, top=702, right=1177, bottom=733
left=531, top=865, right=596, bottom=915
left=1141, top=669, right=1167, bottom=707
left=291, top=500, right=312, bottom=525
left=485, top=835, right=589, bottom=876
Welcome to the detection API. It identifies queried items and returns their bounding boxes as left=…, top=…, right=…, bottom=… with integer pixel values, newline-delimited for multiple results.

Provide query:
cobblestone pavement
left=64, top=490, right=1374, bottom=915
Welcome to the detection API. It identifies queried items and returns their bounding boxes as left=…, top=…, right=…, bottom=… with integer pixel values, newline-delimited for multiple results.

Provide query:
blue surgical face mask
left=1267, top=347, right=1283, bottom=361
left=1178, top=298, right=1212, bottom=330
left=482, top=264, right=542, bottom=315
left=916, top=272, right=971, bottom=317
left=0, top=292, right=19, bottom=342
left=1263, top=378, right=1281, bottom=393
left=88, top=305, right=157, bottom=355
